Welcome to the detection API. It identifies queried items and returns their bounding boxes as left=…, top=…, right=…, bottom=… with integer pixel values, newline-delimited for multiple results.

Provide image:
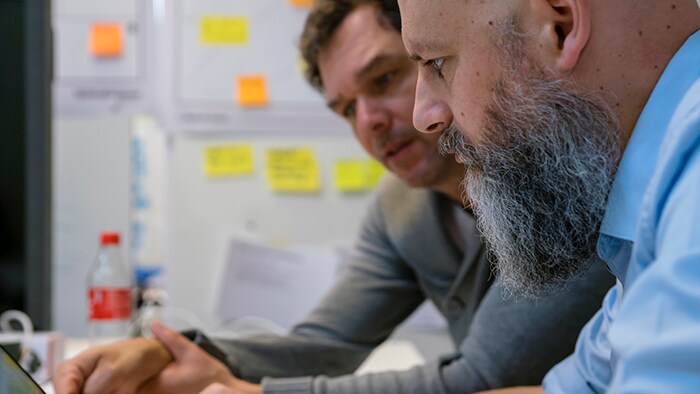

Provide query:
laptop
left=0, top=345, right=45, bottom=394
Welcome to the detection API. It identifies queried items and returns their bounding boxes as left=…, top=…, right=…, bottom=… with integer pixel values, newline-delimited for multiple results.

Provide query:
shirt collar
left=600, top=30, right=700, bottom=241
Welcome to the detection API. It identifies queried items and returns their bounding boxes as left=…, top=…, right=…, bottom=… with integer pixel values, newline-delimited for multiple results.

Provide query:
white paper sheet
left=214, top=238, right=341, bottom=331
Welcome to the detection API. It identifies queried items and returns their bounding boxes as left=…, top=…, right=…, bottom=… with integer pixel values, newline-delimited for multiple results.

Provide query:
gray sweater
left=210, top=175, right=613, bottom=393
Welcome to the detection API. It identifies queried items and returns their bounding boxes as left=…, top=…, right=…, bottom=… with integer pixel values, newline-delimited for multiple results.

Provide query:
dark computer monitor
left=0, top=0, right=52, bottom=329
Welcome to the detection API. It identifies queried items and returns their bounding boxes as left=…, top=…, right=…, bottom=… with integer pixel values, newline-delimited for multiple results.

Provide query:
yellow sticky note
left=90, top=23, right=123, bottom=57
left=237, top=75, right=268, bottom=107
left=334, top=160, right=368, bottom=192
left=288, top=0, right=314, bottom=7
left=200, top=16, right=249, bottom=45
left=297, top=57, right=308, bottom=77
left=366, top=159, right=387, bottom=188
left=266, top=148, right=321, bottom=193
left=204, top=145, right=254, bottom=177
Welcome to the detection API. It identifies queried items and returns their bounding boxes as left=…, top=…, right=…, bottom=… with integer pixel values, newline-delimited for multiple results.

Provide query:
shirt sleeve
left=605, top=139, right=700, bottom=393
left=543, top=281, right=620, bottom=394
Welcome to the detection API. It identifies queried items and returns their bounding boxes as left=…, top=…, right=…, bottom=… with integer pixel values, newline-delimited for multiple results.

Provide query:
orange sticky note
left=237, top=75, right=268, bottom=107
left=288, top=0, right=314, bottom=7
left=90, top=23, right=123, bottom=58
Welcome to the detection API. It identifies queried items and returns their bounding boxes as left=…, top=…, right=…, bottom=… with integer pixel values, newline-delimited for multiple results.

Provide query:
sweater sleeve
left=260, top=260, right=613, bottom=394
left=211, top=189, right=426, bottom=383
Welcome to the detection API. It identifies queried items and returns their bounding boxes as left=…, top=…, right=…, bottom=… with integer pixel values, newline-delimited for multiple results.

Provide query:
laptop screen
left=0, top=345, right=45, bottom=394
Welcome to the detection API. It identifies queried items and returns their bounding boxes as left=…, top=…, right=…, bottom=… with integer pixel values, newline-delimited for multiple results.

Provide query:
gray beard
left=440, top=31, right=620, bottom=298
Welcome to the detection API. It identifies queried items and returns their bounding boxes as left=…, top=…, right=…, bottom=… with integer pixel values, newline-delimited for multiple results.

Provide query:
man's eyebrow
left=326, top=53, right=407, bottom=112
left=408, top=53, right=424, bottom=63
left=355, top=53, right=405, bottom=80
left=405, top=38, right=446, bottom=63
left=327, top=98, right=344, bottom=113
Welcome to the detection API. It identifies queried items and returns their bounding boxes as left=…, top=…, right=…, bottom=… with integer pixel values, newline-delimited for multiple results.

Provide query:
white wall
left=52, top=117, right=131, bottom=335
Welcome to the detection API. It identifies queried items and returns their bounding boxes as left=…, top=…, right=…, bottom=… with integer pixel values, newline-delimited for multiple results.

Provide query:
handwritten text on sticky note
left=200, top=16, right=249, bottom=45
left=204, top=145, right=254, bottom=177
left=333, top=159, right=386, bottom=192
left=266, top=148, right=321, bottom=193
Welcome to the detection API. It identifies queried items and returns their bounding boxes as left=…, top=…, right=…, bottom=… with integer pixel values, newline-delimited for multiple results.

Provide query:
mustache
left=437, top=123, right=477, bottom=164
left=375, top=127, right=424, bottom=157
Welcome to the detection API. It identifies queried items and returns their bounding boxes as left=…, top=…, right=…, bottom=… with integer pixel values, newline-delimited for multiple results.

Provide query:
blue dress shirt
left=543, top=30, right=700, bottom=393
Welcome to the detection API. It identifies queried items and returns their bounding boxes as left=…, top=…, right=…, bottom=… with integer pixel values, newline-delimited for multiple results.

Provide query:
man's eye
left=372, top=71, right=395, bottom=90
left=343, top=102, right=356, bottom=118
left=425, top=58, right=445, bottom=78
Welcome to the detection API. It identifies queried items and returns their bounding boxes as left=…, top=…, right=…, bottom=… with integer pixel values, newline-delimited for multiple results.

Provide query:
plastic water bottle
left=87, top=231, right=133, bottom=344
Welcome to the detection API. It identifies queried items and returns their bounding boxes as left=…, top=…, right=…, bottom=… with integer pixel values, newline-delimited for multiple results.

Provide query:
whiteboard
left=52, top=0, right=153, bottom=116
left=158, top=0, right=345, bottom=134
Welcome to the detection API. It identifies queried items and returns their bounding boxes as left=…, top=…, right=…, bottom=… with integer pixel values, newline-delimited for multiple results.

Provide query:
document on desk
left=214, top=238, right=342, bottom=330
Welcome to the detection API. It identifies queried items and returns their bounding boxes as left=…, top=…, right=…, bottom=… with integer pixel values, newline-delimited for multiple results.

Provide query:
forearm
left=214, top=333, right=374, bottom=382
left=258, top=351, right=536, bottom=394
left=260, top=361, right=449, bottom=394
left=208, top=275, right=424, bottom=383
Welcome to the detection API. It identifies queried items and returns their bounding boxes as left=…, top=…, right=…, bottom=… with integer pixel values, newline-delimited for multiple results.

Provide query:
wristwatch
left=181, top=329, right=240, bottom=377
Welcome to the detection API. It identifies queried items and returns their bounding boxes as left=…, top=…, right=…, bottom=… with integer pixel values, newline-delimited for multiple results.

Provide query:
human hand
left=53, top=337, right=172, bottom=394
left=137, top=322, right=261, bottom=394
left=198, top=382, right=245, bottom=394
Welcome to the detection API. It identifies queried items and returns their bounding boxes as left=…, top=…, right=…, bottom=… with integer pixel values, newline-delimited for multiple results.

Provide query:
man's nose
left=356, top=96, right=391, bottom=135
left=413, top=75, right=452, bottom=134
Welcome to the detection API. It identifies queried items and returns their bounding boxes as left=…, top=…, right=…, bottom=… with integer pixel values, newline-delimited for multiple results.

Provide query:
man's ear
left=530, top=0, right=590, bottom=72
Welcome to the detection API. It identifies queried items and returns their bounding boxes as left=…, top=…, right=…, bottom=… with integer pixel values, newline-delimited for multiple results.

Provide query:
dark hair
left=299, top=0, right=401, bottom=92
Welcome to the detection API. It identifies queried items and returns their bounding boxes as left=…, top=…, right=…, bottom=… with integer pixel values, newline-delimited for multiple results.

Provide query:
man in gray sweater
left=54, top=1, right=613, bottom=393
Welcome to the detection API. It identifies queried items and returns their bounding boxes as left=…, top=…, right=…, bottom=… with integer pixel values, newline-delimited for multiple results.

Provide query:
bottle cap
left=100, top=231, right=120, bottom=245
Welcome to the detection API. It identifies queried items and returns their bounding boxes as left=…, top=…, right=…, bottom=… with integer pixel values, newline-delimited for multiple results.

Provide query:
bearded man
left=400, top=0, right=700, bottom=392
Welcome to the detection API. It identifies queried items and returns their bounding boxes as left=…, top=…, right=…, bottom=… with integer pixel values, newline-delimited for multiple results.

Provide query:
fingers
left=151, top=321, right=197, bottom=361
left=199, top=382, right=237, bottom=394
left=199, top=381, right=262, bottom=394
left=54, top=339, right=171, bottom=394
left=53, top=350, right=101, bottom=394
left=54, top=362, right=89, bottom=394
left=82, top=358, right=138, bottom=394
left=55, top=347, right=137, bottom=394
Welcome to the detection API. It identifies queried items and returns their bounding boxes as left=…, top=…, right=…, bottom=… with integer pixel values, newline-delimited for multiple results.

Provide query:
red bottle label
left=88, top=287, right=132, bottom=320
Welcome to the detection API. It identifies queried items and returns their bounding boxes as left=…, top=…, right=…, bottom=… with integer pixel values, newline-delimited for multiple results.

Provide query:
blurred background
left=1, top=0, right=444, bottom=337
